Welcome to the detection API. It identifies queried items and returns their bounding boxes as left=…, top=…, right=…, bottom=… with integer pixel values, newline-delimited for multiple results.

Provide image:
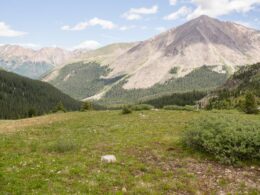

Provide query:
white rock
left=101, top=155, right=117, bottom=163
left=122, top=187, right=127, bottom=192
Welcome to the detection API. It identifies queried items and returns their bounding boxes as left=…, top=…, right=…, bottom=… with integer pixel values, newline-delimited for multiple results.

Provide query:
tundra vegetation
left=0, top=110, right=259, bottom=194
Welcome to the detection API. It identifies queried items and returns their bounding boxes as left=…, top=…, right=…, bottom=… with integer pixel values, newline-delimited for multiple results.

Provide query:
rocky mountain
left=107, top=15, right=260, bottom=89
left=0, top=45, right=74, bottom=78
left=43, top=15, right=260, bottom=103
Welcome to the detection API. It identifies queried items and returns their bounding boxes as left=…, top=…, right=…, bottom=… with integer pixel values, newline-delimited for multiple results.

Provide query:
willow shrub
left=182, top=115, right=260, bottom=164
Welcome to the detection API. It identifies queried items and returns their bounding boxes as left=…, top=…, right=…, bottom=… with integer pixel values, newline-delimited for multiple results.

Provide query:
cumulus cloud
left=164, top=6, right=191, bottom=20
left=122, top=5, right=158, bottom=20
left=62, top=17, right=116, bottom=31
left=169, top=0, right=177, bottom=5
left=72, top=40, right=102, bottom=50
left=187, top=0, right=260, bottom=19
left=0, top=22, right=27, bottom=37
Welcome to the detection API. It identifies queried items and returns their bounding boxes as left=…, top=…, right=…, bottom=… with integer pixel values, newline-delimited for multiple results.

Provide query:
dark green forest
left=143, top=91, right=207, bottom=108
left=0, top=70, right=81, bottom=119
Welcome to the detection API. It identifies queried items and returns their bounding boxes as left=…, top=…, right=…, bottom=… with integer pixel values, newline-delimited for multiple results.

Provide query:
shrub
left=81, top=101, right=93, bottom=111
left=48, top=139, right=78, bottom=153
left=132, top=104, right=154, bottom=111
left=243, top=92, right=258, bottom=114
left=53, top=101, right=66, bottom=113
left=163, top=105, right=196, bottom=111
left=182, top=115, right=260, bottom=164
left=122, top=105, right=132, bottom=114
left=28, top=108, right=36, bottom=118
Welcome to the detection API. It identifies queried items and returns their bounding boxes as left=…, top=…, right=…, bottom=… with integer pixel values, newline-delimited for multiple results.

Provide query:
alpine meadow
left=0, top=1, right=259, bottom=194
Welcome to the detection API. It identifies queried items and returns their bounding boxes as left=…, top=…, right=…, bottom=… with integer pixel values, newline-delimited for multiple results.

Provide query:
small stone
left=225, top=169, right=231, bottom=173
left=101, top=155, right=117, bottom=163
left=122, top=187, right=127, bottom=192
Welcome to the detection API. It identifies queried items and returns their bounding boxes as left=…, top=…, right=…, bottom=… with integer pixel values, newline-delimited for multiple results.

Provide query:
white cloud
left=73, top=40, right=102, bottom=50
left=62, top=17, right=116, bottom=31
left=89, top=18, right=116, bottom=29
left=119, top=25, right=136, bottom=31
left=169, top=0, right=177, bottom=5
left=0, top=22, right=27, bottom=37
left=164, top=6, right=191, bottom=20
left=187, top=0, right=260, bottom=19
left=122, top=5, right=158, bottom=20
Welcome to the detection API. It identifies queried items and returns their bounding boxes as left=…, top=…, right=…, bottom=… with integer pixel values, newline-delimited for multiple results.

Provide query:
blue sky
left=0, top=0, right=259, bottom=50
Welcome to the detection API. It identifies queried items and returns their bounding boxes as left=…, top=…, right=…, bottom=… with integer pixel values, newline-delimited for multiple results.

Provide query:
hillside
left=202, top=63, right=260, bottom=109
left=42, top=43, right=135, bottom=82
left=0, top=70, right=81, bottom=119
left=43, top=15, right=259, bottom=102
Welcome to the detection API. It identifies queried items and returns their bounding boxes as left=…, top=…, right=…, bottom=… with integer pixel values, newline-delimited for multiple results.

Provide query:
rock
left=101, top=155, right=117, bottom=163
left=122, top=187, right=127, bottom=192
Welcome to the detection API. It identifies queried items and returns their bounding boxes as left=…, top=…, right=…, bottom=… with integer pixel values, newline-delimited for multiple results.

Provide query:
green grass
left=0, top=110, right=259, bottom=194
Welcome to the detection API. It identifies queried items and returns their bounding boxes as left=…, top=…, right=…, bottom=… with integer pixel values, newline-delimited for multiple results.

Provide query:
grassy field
left=0, top=110, right=259, bottom=194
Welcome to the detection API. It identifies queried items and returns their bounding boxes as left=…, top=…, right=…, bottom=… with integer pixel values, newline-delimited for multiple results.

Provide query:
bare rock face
left=106, top=15, right=260, bottom=89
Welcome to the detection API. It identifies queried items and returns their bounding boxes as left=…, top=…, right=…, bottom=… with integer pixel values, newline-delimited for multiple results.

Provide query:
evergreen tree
left=53, top=101, right=66, bottom=113
left=28, top=108, right=36, bottom=118
left=244, top=92, right=258, bottom=114
left=81, top=101, right=93, bottom=111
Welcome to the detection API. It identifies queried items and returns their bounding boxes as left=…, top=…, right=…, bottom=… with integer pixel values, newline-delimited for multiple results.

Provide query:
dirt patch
left=126, top=147, right=260, bottom=194
left=0, top=113, right=71, bottom=134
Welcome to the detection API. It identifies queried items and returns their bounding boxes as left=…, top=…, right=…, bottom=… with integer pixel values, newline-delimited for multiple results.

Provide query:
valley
left=0, top=1, right=259, bottom=193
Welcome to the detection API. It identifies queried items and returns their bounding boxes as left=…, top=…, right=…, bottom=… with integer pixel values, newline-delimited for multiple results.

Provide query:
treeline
left=0, top=70, right=81, bottom=119
left=143, top=91, right=207, bottom=108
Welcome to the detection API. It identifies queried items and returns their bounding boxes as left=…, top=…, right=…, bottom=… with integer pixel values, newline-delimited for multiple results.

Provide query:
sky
left=0, top=0, right=260, bottom=50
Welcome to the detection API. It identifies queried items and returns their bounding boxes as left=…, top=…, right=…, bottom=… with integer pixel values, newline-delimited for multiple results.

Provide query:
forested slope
left=0, top=70, right=81, bottom=119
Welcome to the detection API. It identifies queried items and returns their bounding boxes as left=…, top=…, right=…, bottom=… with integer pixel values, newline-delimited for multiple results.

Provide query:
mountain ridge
left=42, top=15, right=260, bottom=102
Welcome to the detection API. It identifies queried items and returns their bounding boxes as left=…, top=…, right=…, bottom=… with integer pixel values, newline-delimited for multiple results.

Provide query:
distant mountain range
left=1, top=15, right=260, bottom=104
left=0, top=45, right=78, bottom=79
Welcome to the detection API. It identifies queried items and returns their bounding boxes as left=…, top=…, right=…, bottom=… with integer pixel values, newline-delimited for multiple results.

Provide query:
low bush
left=122, top=105, right=132, bottom=114
left=163, top=105, right=196, bottom=111
left=132, top=104, right=154, bottom=111
left=47, top=139, right=78, bottom=153
left=182, top=115, right=260, bottom=164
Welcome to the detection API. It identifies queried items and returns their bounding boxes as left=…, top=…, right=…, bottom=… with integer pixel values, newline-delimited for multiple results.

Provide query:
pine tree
left=53, top=101, right=66, bottom=113
left=81, top=101, right=92, bottom=111
left=244, top=92, right=258, bottom=114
